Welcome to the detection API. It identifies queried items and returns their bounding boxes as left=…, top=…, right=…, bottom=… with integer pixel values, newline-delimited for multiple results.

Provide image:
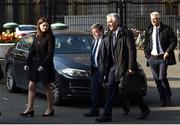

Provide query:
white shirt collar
left=153, top=25, right=160, bottom=29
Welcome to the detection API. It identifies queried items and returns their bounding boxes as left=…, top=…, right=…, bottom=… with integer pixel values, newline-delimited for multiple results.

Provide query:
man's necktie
left=91, top=40, right=98, bottom=66
left=112, top=32, right=116, bottom=47
left=156, top=28, right=160, bottom=54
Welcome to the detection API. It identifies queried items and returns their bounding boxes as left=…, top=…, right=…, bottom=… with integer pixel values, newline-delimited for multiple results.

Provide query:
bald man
left=143, top=11, right=177, bottom=107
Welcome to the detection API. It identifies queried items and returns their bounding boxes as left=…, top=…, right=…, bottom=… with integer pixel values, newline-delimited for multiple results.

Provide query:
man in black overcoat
left=95, top=13, right=150, bottom=122
left=144, top=11, right=177, bottom=107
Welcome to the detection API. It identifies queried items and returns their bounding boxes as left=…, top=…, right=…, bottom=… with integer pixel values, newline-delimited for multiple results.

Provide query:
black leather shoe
left=0, top=112, right=1, bottom=116
left=123, top=106, right=130, bottom=115
left=42, top=110, right=54, bottom=117
left=166, top=100, right=172, bottom=107
left=160, top=102, right=167, bottom=107
left=20, top=110, right=34, bottom=117
left=122, top=102, right=130, bottom=115
left=84, top=112, right=99, bottom=117
left=95, top=116, right=112, bottom=123
left=136, top=110, right=150, bottom=120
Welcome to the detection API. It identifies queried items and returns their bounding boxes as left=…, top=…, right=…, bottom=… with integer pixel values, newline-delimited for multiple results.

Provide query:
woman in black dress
left=20, top=17, right=55, bottom=117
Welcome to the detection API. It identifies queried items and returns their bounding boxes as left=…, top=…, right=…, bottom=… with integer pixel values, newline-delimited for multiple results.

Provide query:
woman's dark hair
left=36, top=17, right=53, bottom=36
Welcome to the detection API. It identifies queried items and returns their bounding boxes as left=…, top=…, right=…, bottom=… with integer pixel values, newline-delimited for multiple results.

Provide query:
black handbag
left=120, top=64, right=147, bottom=97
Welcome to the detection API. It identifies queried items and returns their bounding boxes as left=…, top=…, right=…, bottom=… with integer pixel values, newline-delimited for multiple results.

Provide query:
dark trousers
left=103, top=68, right=149, bottom=117
left=89, top=68, right=103, bottom=113
left=128, top=95, right=150, bottom=114
left=148, top=56, right=172, bottom=103
left=103, top=67, right=128, bottom=117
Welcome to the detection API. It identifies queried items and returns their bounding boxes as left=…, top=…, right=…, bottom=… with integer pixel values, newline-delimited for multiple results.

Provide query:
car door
left=13, top=35, right=34, bottom=88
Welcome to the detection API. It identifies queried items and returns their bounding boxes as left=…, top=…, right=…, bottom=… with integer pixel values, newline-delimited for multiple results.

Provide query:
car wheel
left=51, top=74, right=66, bottom=106
left=6, top=64, right=17, bottom=92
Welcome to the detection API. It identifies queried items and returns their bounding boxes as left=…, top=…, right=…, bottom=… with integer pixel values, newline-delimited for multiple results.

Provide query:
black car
left=5, top=30, right=93, bottom=105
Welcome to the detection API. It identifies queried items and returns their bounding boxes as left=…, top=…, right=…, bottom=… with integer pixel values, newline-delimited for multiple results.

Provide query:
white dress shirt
left=151, top=26, right=164, bottom=56
left=94, top=35, right=103, bottom=67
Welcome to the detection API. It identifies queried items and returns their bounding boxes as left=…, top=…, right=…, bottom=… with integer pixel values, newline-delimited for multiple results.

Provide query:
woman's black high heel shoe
left=42, top=110, right=54, bottom=117
left=20, top=110, right=34, bottom=117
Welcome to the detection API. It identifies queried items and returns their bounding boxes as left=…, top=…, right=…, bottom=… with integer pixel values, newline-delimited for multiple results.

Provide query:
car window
left=16, top=35, right=34, bottom=51
left=55, top=35, right=92, bottom=54
left=19, top=26, right=37, bottom=31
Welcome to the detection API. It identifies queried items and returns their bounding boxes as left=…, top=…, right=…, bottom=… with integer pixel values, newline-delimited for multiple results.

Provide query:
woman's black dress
left=26, top=34, right=55, bottom=83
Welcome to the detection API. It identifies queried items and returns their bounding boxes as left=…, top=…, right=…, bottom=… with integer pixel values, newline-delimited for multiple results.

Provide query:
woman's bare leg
left=44, top=83, right=53, bottom=114
left=24, top=81, right=36, bottom=113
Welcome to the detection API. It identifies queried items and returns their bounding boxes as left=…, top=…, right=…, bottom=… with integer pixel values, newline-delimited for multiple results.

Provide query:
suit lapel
left=91, top=39, right=96, bottom=53
left=159, top=24, right=164, bottom=46
left=98, top=37, right=104, bottom=52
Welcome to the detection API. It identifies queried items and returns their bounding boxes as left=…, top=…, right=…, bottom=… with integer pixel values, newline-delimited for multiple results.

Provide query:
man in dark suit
left=95, top=13, right=150, bottom=123
left=84, top=23, right=107, bottom=117
left=144, top=11, right=177, bottom=107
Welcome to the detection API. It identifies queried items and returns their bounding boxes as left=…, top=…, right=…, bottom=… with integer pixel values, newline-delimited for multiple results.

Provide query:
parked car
left=5, top=30, right=93, bottom=105
left=15, top=24, right=37, bottom=38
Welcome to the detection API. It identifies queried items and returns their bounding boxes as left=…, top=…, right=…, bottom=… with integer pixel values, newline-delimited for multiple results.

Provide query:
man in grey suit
left=84, top=23, right=108, bottom=117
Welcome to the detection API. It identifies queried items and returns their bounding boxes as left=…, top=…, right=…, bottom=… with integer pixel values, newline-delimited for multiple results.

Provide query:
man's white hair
left=150, top=11, right=160, bottom=19
left=106, top=13, right=120, bottom=23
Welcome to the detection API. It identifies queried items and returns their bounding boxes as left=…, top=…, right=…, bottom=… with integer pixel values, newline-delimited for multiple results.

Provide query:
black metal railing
left=0, top=0, right=179, bottom=33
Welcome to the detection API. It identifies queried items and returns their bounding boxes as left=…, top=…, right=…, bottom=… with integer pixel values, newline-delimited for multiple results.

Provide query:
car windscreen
left=19, top=26, right=37, bottom=31
left=54, top=34, right=92, bottom=54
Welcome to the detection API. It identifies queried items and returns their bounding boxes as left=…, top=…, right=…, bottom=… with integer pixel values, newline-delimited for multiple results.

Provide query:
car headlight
left=62, top=68, right=89, bottom=77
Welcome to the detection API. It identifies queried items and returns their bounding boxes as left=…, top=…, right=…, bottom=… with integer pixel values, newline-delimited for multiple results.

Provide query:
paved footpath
left=0, top=50, right=179, bottom=124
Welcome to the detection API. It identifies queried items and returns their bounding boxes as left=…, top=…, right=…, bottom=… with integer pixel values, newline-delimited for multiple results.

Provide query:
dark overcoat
left=143, top=22, right=177, bottom=65
left=106, top=27, right=138, bottom=82
left=26, top=34, right=55, bottom=83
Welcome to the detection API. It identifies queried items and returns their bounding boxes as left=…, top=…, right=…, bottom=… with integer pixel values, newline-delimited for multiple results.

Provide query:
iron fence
left=0, top=0, right=179, bottom=33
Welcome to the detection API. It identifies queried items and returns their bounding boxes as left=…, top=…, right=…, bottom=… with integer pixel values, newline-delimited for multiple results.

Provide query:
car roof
left=26, top=30, right=91, bottom=37
left=53, top=30, right=91, bottom=35
left=18, top=24, right=36, bottom=27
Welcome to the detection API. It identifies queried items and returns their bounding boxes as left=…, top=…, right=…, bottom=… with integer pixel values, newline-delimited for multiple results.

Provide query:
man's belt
left=151, top=54, right=164, bottom=59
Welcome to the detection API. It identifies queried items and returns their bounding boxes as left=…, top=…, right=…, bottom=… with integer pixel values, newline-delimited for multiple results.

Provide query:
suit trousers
left=148, top=56, right=172, bottom=103
left=90, top=67, right=103, bottom=114
left=103, top=67, right=129, bottom=118
left=128, top=94, right=150, bottom=114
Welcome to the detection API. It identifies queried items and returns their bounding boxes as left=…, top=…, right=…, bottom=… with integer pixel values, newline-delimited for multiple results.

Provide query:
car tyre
left=6, top=64, right=17, bottom=92
left=52, top=73, right=66, bottom=106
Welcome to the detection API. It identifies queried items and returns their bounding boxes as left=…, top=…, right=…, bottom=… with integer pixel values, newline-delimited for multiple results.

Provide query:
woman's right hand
left=24, top=65, right=29, bottom=71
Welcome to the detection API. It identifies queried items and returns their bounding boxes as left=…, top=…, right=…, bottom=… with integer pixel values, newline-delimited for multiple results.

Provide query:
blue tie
left=91, top=40, right=98, bottom=66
